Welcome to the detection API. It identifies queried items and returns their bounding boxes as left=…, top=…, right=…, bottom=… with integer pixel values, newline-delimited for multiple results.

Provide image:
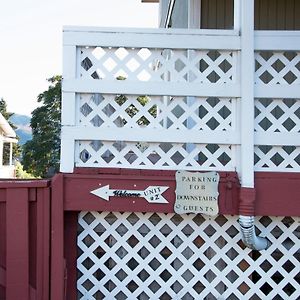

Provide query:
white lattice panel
left=255, top=98, right=300, bottom=133
left=77, top=212, right=300, bottom=300
left=78, top=94, right=236, bottom=132
left=254, top=98, right=300, bottom=171
left=254, top=145, right=300, bottom=172
left=80, top=47, right=237, bottom=83
left=76, top=141, right=234, bottom=171
left=255, top=51, right=300, bottom=85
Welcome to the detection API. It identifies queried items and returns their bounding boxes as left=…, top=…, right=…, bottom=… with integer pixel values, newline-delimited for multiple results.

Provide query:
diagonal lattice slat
left=255, top=51, right=300, bottom=85
left=80, top=47, right=237, bottom=83
left=255, top=98, right=300, bottom=133
left=77, top=140, right=234, bottom=171
left=78, top=94, right=235, bottom=132
left=254, top=98, right=300, bottom=172
left=254, top=145, right=300, bottom=171
left=77, top=212, right=300, bottom=300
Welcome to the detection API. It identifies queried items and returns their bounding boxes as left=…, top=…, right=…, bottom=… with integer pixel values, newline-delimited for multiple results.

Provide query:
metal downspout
left=239, top=187, right=270, bottom=251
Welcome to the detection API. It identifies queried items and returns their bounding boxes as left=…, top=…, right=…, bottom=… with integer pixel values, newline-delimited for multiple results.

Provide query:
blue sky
left=0, top=0, right=158, bottom=116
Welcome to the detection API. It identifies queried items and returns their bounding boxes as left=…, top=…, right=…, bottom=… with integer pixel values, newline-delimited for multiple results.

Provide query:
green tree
left=0, top=98, right=21, bottom=163
left=22, top=76, right=61, bottom=178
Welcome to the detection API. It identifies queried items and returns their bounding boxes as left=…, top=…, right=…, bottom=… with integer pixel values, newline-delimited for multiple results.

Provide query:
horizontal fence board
left=64, top=28, right=241, bottom=50
left=61, top=126, right=240, bottom=144
left=63, top=79, right=240, bottom=98
left=255, top=31, right=300, bottom=50
left=255, top=133, right=300, bottom=146
left=254, top=85, right=300, bottom=98
left=0, top=180, right=49, bottom=189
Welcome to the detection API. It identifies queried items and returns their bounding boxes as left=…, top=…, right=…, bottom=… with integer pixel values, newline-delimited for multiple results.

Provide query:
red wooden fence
left=1, top=170, right=300, bottom=300
left=0, top=180, right=50, bottom=300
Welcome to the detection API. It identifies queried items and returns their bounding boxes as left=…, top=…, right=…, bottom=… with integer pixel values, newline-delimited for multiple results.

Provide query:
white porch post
left=239, top=0, right=255, bottom=188
left=234, top=0, right=241, bottom=31
left=60, top=43, right=77, bottom=173
left=9, top=142, right=13, bottom=166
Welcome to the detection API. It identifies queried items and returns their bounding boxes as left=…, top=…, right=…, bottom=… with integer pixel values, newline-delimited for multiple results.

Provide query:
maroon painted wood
left=50, top=174, right=65, bottom=300
left=64, top=212, right=78, bottom=300
left=0, top=180, right=49, bottom=189
left=6, top=188, right=30, bottom=300
left=1, top=191, right=7, bottom=300
left=0, top=181, right=50, bottom=300
left=36, top=188, right=50, bottom=300
left=255, top=172, right=300, bottom=216
left=68, top=168, right=300, bottom=216
left=1, top=168, right=300, bottom=300
left=64, top=170, right=240, bottom=215
left=0, top=267, right=5, bottom=300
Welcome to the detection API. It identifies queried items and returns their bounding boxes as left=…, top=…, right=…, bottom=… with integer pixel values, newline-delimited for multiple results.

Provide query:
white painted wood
left=62, top=126, right=239, bottom=145
left=255, top=86, right=300, bottom=98
left=76, top=140, right=234, bottom=171
left=254, top=145, right=300, bottom=172
left=62, top=45, right=77, bottom=79
left=61, top=44, right=77, bottom=171
left=61, top=92, right=76, bottom=126
left=234, top=0, right=241, bottom=31
left=240, top=0, right=254, bottom=188
left=63, top=80, right=240, bottom=98
left=187, top=0, right=200, bottom=155
left=9, top=142, right=13, bottom=166
left=63, top=26, right=240, bottom=36
left=61, top=26, right=300, bottom=174
left=59, top=134, right=75, bottom=173
left=77, top=212, right=300, bottom=299
left=255, top=133, right=300, bottom=146
left=255, top=98, right=300, bottom=133
left=2, top=137, right=18, bottom=143
left=255, top=51, right=300, bottom=86
left=255, top=31, right=300, bottom=50
left=63, top=30, right=240, bottom=50
left=78, top=94, right=236, bottom=131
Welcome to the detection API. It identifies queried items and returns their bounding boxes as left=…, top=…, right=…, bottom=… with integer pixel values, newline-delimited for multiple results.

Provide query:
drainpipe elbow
left=239, top=187, right=270, bottom=251
left=239, top=215, right=270, bottom=250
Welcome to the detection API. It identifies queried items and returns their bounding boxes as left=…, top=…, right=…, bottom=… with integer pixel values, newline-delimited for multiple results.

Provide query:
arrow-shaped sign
left=91, top=185, right=169, bottom=204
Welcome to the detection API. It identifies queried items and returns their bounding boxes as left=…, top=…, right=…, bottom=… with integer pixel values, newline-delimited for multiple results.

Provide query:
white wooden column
left=186, top=0, right=200, bottom=153
left=9, top=142, right=13, bottom=166
left=60, top=42, right=77, bottom=173
left=234, top=0, right=241, bottom=31
left=240, top=0, right=255, bottom=188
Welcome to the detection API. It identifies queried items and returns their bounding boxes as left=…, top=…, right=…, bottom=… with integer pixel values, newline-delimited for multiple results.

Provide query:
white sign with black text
left=174, top=171, right=219, bottom=216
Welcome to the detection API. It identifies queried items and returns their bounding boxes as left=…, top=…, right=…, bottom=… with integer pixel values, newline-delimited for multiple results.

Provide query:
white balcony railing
left=61, top=27, right=300, bottom=181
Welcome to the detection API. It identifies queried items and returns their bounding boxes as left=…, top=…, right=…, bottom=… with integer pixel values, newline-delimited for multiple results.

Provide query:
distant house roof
left=0, top=112, right=16, bottom=138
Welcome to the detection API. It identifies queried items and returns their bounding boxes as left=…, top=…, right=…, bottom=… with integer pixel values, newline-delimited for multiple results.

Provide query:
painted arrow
left=91, top=185, right=169, bottom=204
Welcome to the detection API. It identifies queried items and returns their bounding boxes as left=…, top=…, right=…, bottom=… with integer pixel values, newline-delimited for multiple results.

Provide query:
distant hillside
left=9, top=114, right=32, bottom=145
